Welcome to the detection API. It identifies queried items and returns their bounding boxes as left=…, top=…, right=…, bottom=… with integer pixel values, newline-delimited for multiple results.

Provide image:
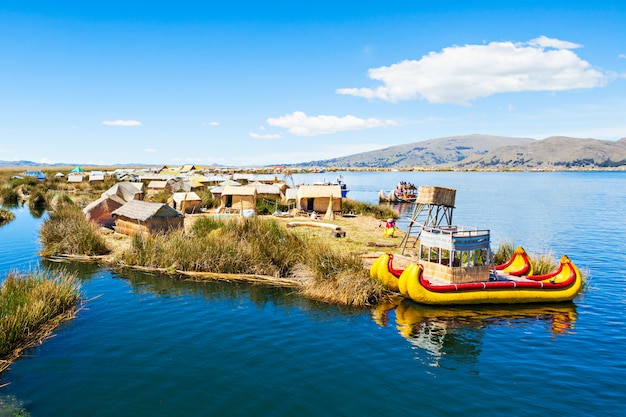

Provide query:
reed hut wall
left=296, top=185, right=342, bottom=213
left=251, top=182, right=283, bottom=202
left=83, top=196, right=125, bottom=228
left=111, top=200, right=184, bottom=236
left=221, top=186, right=257, bottom=211
left=169, top=192, right=202, bottom=214
left=114, top=216, right=184, bottom=236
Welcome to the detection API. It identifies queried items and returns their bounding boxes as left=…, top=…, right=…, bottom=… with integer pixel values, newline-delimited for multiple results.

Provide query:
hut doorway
left=225, top=195, right=233, bottom=208
left=307, top=198, right=314, bottom=211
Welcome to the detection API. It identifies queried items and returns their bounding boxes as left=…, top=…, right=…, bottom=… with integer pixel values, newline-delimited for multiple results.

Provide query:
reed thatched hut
left=146, top=180, right=171, bottom=196
left=83, top=195, right=126, bottom=228
left=101, top=182, right=144, bottom=201
left=112, top=200, right=184, bottom=236
left=169, top=191, right=202, bottom=214
left=88, top=171, right=105, bottom=183
left=220, top=185, right=257, bottom=213
left=296, top=185, right=342, bottom=213
left=67, top=175, right=84, bottom=183
left=84, top=182, right=145, bottom=228
left=250, top=182, right=284, bottom=202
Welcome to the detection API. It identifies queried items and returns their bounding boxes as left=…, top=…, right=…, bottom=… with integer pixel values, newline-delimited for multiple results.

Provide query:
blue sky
left=1, top=1, right=625, bottom=166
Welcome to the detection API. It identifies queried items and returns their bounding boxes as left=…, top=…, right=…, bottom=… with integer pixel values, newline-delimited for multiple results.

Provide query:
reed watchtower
left=400, top=186, right=456, bottom=255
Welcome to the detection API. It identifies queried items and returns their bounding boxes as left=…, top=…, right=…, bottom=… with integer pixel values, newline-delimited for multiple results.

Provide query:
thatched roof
left=147, top=180, right=168, bottom=189
left=222, top=185, right=256, bottom=196
left=112, top=200, right=183, bottom=222
left=172, top=192, right=201, bottom=204
left=101, top=182, right=144, bottom=202
left=251, top=174, right=280, bottom=183
left=206, top=175, right=230, bottom=182
left=219, top=179, right=241, bottom=187
left=285, top=188, right=298, bottom=201
left=140, top=174, right=175, bottom=182
left=83, top=195, right=126, bottom=218
left=67, top=175, right=84, bottom=183
left=250, top=182, right=281, bottom=195
left=233, top=173, right=254, bottom=181
left=297, top=185, right=342, bottom=199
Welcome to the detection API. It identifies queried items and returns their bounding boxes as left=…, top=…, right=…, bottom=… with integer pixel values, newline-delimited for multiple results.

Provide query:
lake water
left=1, top=171, right=625, bottom=416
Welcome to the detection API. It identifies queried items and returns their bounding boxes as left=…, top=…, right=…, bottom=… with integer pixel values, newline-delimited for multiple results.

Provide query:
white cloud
left=619, top=54, right=626, bottom=59
left=249, top=132, right=282, bottom=139
left=529, top=36, right=581, bottom=50
left=102, top=120, right=142, bottom=126
left=337, top=37, right=608, bottom=105
left=145, top=148, right=156, bottom=153
left=202, top=121, right=220, bottom=127
left=267, top=111, right=397, bottom=136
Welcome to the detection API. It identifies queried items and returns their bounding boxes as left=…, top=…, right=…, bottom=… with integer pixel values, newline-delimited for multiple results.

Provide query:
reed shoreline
left=0, top=271, right=81, bottom=376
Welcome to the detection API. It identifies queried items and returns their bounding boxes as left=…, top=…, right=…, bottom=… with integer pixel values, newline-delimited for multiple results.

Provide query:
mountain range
left=3, top=134, right=626, bottom=170
left=294, top=134, right=626, bottom=170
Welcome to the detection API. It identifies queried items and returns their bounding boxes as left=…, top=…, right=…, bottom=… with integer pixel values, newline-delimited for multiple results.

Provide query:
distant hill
left=454, top=136, right=626, bottom=170
left=294, top=134, right=626, bottom=170
left=0, top=161, right=151, bottom=168
left=296, top=134, right=535, bottom=168
left=0, top=160, right=48, bottom=167
left=4, top=134, right=626, bottom=170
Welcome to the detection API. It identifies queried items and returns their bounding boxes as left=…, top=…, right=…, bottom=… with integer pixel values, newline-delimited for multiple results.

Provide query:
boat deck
left=424, top=270, right=536, bottom=286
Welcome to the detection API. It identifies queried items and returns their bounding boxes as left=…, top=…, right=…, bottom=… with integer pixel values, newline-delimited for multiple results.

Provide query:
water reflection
left=41, top=258, right=104, bottom=280
left=373, top=299, right=577, bottom=367
left=110, top=267, right=366, bottom=319
left=28, top=206, right=45, bottom=219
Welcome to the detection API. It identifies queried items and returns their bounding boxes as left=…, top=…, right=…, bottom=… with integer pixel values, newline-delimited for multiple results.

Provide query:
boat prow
left=370, top=253, right=403, bottom=292
left=496, top=246, right=533, bottom=276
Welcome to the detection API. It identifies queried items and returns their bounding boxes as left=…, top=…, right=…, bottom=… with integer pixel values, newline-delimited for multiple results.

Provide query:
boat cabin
left=418, top=225, right=494, bottom=284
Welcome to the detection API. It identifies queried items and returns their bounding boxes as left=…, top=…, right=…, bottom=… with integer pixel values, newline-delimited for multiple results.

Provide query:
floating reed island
left=38, top=200, right=584, bottom=308
left=40, top=202, right=398, bottom=306
left=0, top=270, right=81, bottom=375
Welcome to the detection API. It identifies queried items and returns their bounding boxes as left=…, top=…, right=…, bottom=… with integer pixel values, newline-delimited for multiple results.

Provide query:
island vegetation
left=0, top=207, right=14, bottom=225
left=0, top=270, right=81, bottom=375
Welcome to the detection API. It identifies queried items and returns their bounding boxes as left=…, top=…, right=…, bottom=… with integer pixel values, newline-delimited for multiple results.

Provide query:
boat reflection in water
left=372, top=299, right=577, bottom=367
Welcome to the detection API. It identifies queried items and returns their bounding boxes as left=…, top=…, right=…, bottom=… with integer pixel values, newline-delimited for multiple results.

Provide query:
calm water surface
left=1, top=172, right=625, bottom=416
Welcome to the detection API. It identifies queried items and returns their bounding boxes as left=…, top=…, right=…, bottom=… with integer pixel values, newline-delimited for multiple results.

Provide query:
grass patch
left=0, top=208, right=15, bottom=226
left=39, top=203, right=110, bottom=257
left=294, top=245, right=385, bottom=306
left=493, top=240, right=564, bottom=275
left=0, top=188, right=19, bottom=205
left=0, top=270, right=81, bottom=372
left=194, top=189, right=219, bottom=209
left=341, top=198, right=398, bottom=220
left=256, top=198, right=288, bottom=215
left=116, top=216, right=386, bottom=306
left=493, top=241, right=515, bottom=265
left=529, top=252, right=559, bottom=275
